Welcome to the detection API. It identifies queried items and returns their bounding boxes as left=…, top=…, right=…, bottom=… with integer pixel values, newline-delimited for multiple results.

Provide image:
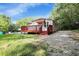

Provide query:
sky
left=0, top=3, right=55, bottom=23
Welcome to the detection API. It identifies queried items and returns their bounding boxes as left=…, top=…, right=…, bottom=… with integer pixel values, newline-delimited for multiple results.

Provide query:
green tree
left=16, top=18, right=33, bottom=27
left=8, top=24, right=19, bottom=32
left=51, top=3, right=79, bottom=30
left=0, top=15, right=11, bottom=32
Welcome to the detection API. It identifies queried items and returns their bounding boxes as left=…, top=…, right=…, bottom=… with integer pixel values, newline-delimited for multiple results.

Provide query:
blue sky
left=0, top=3, right=55, bottom=23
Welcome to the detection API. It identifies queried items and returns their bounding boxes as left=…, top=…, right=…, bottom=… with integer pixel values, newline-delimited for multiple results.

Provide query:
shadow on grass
left=0, top=40, right=48, bottom=56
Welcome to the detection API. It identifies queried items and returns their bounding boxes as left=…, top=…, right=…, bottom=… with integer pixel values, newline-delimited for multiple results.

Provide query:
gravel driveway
left=42, top=31, right=79, bottom=56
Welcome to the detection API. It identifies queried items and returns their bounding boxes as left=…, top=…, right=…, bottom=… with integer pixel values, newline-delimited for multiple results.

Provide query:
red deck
left=21, top=18, right=55, bottom=35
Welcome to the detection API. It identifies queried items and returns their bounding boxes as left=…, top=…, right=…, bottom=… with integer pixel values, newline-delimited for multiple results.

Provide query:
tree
left=0, top=15, right=11, bottom=32
left=16, top=18, right=33, bottom=27
left=8, top=24, right=19, bottom=32
left=50, top=3, right=79, bottom=30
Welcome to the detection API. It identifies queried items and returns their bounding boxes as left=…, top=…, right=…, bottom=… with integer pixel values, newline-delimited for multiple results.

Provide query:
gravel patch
left=42, top=31, right=79, bottom=56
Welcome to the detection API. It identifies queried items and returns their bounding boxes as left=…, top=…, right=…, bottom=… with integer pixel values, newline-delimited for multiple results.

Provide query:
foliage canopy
left=51, top=4, right=79, bottom=30
left=16, top=18, right=33, bottom=27
left=0, top=15, right=11, bottom=32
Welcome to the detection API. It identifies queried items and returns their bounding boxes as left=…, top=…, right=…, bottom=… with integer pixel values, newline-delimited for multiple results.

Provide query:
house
left=21, top=18, right=56, bottom=35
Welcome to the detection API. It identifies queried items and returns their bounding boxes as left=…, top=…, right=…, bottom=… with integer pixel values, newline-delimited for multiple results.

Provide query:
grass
left=72, top=29, right=79, bottom=33
left=0, top=34, right=37, bottom=40
left=0, top=34, right=48, bottom=56
left=0, top=34, right=37, bottom=46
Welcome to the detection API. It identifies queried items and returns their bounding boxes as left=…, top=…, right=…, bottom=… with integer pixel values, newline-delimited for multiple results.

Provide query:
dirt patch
left=71, top=32, right=79, bottom=41
left=38, top=35, right=49, bottom=40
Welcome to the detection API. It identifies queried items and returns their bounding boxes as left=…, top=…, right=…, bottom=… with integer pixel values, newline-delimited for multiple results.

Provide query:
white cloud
left=5, top=4, right=27, bottom=16
left=5, top=3, right=42, bottom=17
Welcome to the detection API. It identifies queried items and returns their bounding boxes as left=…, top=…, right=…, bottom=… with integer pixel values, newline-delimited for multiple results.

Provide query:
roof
left=27, top=18, right=53, bottom=25
left=29, top=22, right=38, bottom=26
left=32, top=18, right=46, bottom=22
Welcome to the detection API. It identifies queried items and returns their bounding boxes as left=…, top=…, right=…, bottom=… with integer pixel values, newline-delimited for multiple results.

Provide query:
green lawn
left=0, top=34, right=48, bottom=56
left=72, top=29, right=79, bottom=32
